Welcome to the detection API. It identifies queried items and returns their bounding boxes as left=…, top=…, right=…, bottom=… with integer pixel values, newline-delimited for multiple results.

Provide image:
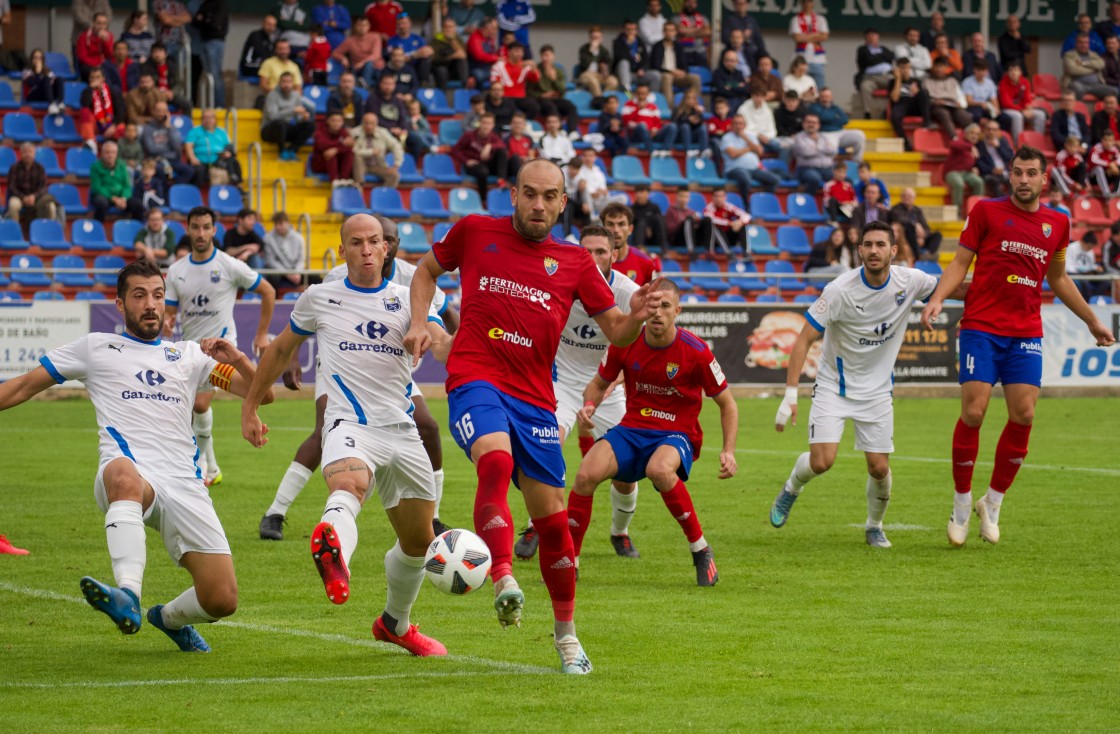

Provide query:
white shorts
left=94, top=462, right=231, bottom=565
left=321, top=421, right=436, bottom=509
left=555, top=381, right=626, bottom=439
left=314, top=355, right=328, bottom=400
left=807, top=388, right=894, bottom=454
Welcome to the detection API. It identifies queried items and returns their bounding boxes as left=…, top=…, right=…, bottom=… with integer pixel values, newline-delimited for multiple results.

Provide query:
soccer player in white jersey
left=242, top=214, right=454, bottom=656
left=514, top=225, right=644, bottom=561
left=164, top=206, right=276, bottom=487
left=772, top=221, right=942, bottom=548
left=0, top=260, right=274, bottom=651
left=258, top=216, right=460, bottom=541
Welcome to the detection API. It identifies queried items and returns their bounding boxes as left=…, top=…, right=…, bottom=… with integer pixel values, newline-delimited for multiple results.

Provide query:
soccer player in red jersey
left=404, top=159, right=661, bottom=674
left=570, top=278, right=738, bottom=586
left=603, top=203, right=660, bottom=285
left=922, top=146, right=1116, bottom=547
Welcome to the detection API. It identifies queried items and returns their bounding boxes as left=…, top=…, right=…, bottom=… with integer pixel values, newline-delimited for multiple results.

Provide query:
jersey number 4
left=965, top=354, right=975, bottom=375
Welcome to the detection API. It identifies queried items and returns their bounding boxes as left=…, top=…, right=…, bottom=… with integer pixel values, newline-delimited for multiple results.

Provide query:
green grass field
left=1, top=396, right=1118, bottom=732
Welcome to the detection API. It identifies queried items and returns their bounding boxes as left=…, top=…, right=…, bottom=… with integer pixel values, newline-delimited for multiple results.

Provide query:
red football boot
left=310, top=522, right=349, bottom=604
left=0, top=535, right=29, bottom=555
left=372, top=616, right=448, bottom=657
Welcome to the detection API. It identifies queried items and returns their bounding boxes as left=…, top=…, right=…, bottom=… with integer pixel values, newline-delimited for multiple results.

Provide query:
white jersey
left=554, top=269, right=638, bottom=387
left=291, top=277, right=443, bottom=427
left=40, top=333, right=217, bottom=479
left=165, top=249, right=262, bottom=342
left=805, top=266, right=939, bottom=401
left=325, top=259, right=448, bottom=314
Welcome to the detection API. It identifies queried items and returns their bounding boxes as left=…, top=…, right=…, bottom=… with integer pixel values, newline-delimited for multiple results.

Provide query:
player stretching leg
left=164, top=206, right=275, bottom=487
left=244, top=215, right=453, bottom=656
left=257, top=216, right=459, bottom=540
left=0, top=261, right=274, bottom=651
left=516, top=224, right=643, bottom=561
left=0, top=535, right=29, bottom=555
left=772, top=221, right=943, bottom=548
left=922, top=146, right=1115, bottom=546
left=405, top=157, right=659, bottom=674
left=570, top=279, right=737, bottom=585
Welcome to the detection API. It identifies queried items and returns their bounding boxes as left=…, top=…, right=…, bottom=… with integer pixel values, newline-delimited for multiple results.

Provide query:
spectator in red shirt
left=822, top=161, right=857, bottom=225
left=364, top=0, right=402, bottom=40
left=1052, top=135, right=1088, bottom=196
left=1089, top=128, right=1120, bottom=197
left=621, top=81, right=680, bottom=154
left=702, top=189, right=750, bottom=252
left=311, top=110, right=356, bottom=184
left=304, top=25, right=332, bottom=85
left=996, top=61, right=1045, bottom=144
left=490, top=42, right=540, bottom=120
left=675, top=0, right=711, bottom=68
left=451, top=112, right=509, bottom=199
left=77, top=12, right=114, bottom=82
left=943, top=123, right=985, bottom=212
left=504, top=112, right=536, bottom=179
left=467, top=17, right=501, bottom=87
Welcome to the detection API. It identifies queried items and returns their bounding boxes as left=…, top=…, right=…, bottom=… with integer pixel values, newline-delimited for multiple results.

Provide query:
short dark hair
left=1082, top=231, right=1099, bottom=246
left=540, top=44, right=554, bottom=55
left=580, top=224, right=612, bottom=243
left=237, top=207, right=257, bottom=219
left=1013, top=145, right=1048, bottom=167
left=116, top=259, right=163, bottom=299
left=506, top=41, right=524, bottom=53
left=1004, top=60, right=1021, bottom=71
left=860, top=220, right=895, bottom=245
left=150, top=42, right=166, bottom=53
left=650, top=277, right=680, bottom=297
left=187, top=206, right=216, bottom=227
left=600, top=202, right=634, bottom=225
left=972, top=59, right=989, bottom=72
left=783, top=90, right=800, bottom=100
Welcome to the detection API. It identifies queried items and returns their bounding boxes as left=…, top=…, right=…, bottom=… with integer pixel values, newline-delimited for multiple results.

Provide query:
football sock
left=989, top=420, right=1032, bottom=493
left=952, top=419, right=981, bottom=493
left=866, top=471, right=892, bottom=529
left=160, top=586, right=218, bottom=630
left=788, top=452, right=817, bottom=494
left=660, top=479, right=704, bottom=546
left=432, top=469, right=445, bottom=519
left=193, top=408, right=217, bottom=473
left=473, top=451, right=515, bottom=582
left=578, top=435, right=595, bottom=457
left=983, top=488, right=1005, bottom=524
left=267, top=461, right=312, bottom=517
left=953, top=491, right=973, bottom=526
left=566, top=491, right=595, bottom=557
left=534, top=510, right=576, bottom=624
left=382, top=541, right=425, bottom=636
left=322, top=490, right=362, bottom=566
left=609, top=484, right=638, bottom=536
left=104, top=500, right=146, bottom=599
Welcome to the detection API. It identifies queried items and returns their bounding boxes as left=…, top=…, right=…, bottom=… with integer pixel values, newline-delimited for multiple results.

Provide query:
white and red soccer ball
left=424, top=529, right=492, bottom=595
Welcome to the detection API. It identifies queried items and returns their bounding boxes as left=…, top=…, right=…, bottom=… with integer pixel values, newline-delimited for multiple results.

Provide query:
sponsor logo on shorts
left=1006, top=274, right=1039, bottom=287
left=531, top=425, right=560, bottom=444
left=1000, top=240, right=1048, bottom=262
left=1018, top=341, right=1043, bottom=353
left=488, top=327, right=534, bottom=347
left=477, top=276, right=552, bottom=310
left=640, top=407, right=677, bottom=421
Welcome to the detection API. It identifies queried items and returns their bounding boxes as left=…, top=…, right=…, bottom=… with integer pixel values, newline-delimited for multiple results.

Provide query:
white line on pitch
left=845, top=523, right=932, bottom=531
left=0, top=671, right=494, bottom=690
left=0, top=582, right=555, bottom=676
left=728, top=448, right=1120, bottom=476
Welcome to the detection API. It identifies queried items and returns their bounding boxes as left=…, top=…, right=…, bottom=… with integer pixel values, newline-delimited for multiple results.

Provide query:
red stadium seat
left=1074, top=101, right=1090, bottom=118
left=1072, top=196, right=1111, bottom=227
left=1019, top=130, right=1055, bottom=154
left=964, top=195, right=982, bottom=217
left=1108, top=197, right=1120, bottom=223
left=1032, top=99, right=1053, bottom=117
left=1031, top=73, right=1062, bottom=101
left=1070, top=225, right=1090, bottom=244
left=912, top=128, right=949, bottom=157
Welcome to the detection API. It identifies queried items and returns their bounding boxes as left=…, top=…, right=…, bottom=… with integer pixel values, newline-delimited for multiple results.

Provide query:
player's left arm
left=242, top=326, right=308, bottom=447
left=426, top=320, right=454, bottom=363
left=922, top=245, right=975, bottom=330
left=711, top=388, right=739, bottom=479
left=0, top=367, right=59, bottom=411
left=592, top=280, right=667, bottom=347
left=577, top=374, right=612, bottom=431
left=162, top=303, right=178, bottom=338
left=199, top=337, right=275, bottom=404
left=252, top=278, right=277, bottom=356
left=1047, top=251, right=1117, bottom=346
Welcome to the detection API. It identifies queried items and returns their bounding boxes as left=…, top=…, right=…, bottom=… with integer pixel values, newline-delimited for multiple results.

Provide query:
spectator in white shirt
left=539, top=113, right=575, bottom=165
left=895, top=26, right=933, bottom=80
left=572, top=148, right=626, bottom=222
left=639, top=0, right=665, bottom=48
left=263, top=211, right=307, bottom=289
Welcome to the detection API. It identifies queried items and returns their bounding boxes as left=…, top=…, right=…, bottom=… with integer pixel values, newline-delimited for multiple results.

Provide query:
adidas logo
left=551, top=556, right=574, bottom=569
left=482, top=516, right=509, bottom=531
left=955, top=461, right=974, bottom=467
left=675, top=512, right=691, bottom=522
left=1010, top=458, right=1024, bottom=465
left=568, top=518, right=579, bottom=527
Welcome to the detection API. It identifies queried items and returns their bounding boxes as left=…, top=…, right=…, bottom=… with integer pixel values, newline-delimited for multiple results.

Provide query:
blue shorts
left=602, top=426, right=694, bottom=485
left=447, top=381, right=567, bottom=489
left=958, top=329, right=1043, bottom=387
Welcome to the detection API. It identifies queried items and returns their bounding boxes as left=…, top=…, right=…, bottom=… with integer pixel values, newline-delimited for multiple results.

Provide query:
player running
left=771, top=220, right=943, bottom=548
left=258, top=215, right=459, bottom=541
left=164, top=206, right=275, bottom=487
left=570, top=279, right=737, bottom=586
left=514, top=225, right=643, bottom=562
left=922, top=145, right=1116, bottom=547
left=0, top=260, right=274, bottom=651
left=404, top=159, right=662, bottom=675
left=243, top=214, right=453, bottom=657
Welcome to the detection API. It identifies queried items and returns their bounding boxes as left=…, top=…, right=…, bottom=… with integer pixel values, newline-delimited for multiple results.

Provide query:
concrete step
left=922, top=204, right=961, bottom=222
left=932, top=220, right=965, bottom=238
left=880, top=171, right=931, bottom=187
left=868, top=137, right=906, bottom=153
left=863, top=151, right=923, bottom=173
left=846, top=118, right=894, bottom=139
left=889, top=186, right=947, bottom=207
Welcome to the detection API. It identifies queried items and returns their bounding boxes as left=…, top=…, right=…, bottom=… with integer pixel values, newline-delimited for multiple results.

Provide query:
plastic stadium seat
left=650, top=92, right=672, bottom=119
left=168, top=184, right=204, bottom=215
left=3, top=113, right=42, bottom=143
left=417, top=88, right=454, bottom=116
left=438, top=118, right=463, bottom=146
left=165, top=221, right=185, bottom=242
left=611, top=155, right=651, bottom=186
left=486, top=188, right=514, bottom=217
left=305, top=85, right=330, bottom=114
left=914, top=260, right=942, bottom=276
left=1031, top=73, right=1062, bottom=101
left=787, top=194, right=828, bottom=224
left=71, top=219, right=113, bottom=251
left=432, top=221, right=453, bottom=243
left=755, top=292, right=782, bottom=303
left=43, top=114, right=81, bottom=143
left=63, top=81, right=87, bottom=108
left=170, top=115, right=193, bottom=136
left=11, top=254, right=52, bottom=286
left=750, top=192, right=790, bottom=222
left=717, top=293, right=746, bottom=303
left=75, top=290, right=110, bottom=300
left=681, top=293, right=706, bottom=304
left=390, top=152, right=423, bottom=184
left=0, top=219, right=30, bottom=250
left=397, top=221, right=430, bottom=254
left=240, top=291, right=262, bottom=302
left=0, top=290, right=22, bottom=301
left=688, top=65, right=713, bottom=93
left=449, top=187, right=486, bottom=216
left=729, top=259, right=768, bottom=291
left=765, top=259, right=806, bottom=289
left=436, top=273, right=459, bottom=290
left=812, top=225, right=835, bottom=244
left=776, top=225, right=811, bottom=256
left=686, top=191, right=707, bottom=214
left=1090, top=295, right=1116, bottom=305
left=452, top=88, right=475, bottom=114
left=567, top=90, right=595, bottom=118
left=282, top=291, right=302, bottom=300
left=65, top=146, right=97, bottom=178
left=912, top=129, right=949, bottom=157
left=37, top=148, right=65, bottom=178
left=209, top=185, right=244, bottom=216
left=52, top=254, right=94, bottom=287
left=93, top=254, right=126, bottom=287
left=0, top=145, right=15, bottom=176
left=688, top=259, right=730, bottom=292
left=659, top=259, right=691, bottom=289
left=1108, top=197, right=1120, bottom=223
left=761, top=157, right=800, bottom=188
left=746, top=225, right=778, bottom=256
left=30, top=218, right=71, bottom=250
left=650, top=157, right=688, bottom=188
left=410, top=187, right=451, bottom=218
left=331, top=186, right=367, bottom=216
left=687, top=157, right=726, bottom=187
left=1073, top=196, right=1111, bottom=227
left=0, top=84, right=19, bottom=109
left=1018, top=130, right=1056, bottom=155
left=794, top=293, right=818, bottom=303
left=45, top=52, right=77, bottom=80
left=213, top=221, right=226, bottom=242
left=370, top=187, right=410, bottom=218
left=648, top=191, right=670, bottom=214
left=422, top=153, right=462, bottom=184
left=33, top=289, right=65, bottom=300
left=304, top=153, right=328, bottom=182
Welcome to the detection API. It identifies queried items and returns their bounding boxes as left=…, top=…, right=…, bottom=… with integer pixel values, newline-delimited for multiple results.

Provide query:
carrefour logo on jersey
left=488, top=327, right=534, bottom=348
left=356, top=320, right=390, bottom=340
left=640, top=407, right=677, bottom=421
left=1007, top=274, right=1039, bottom=287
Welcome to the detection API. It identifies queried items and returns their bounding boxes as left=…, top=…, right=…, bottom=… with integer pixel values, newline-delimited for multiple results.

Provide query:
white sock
left=984, top=488, right=1004, bottom=523
left=193, top=408, right=218, bottom=473
left=609, top=484, right=638, bottom=536
left=383, top=541, right=425, bottom=635
left=688, top=535, right=708, bottom=553
left=866, top=471, right=892, bottom=529
left=432, top=469, right=445, bottom=518
left=104, top=500, right=146, bottom=599
left=788, top=452, right=817, bottom=494
left=267, top=461, right=313, bottom=517
left=160, top=586, right=218, bottom=630
left=555, top=619, right=576, bottom=639
left=953, top=491, right=972, bottom=525
left=323, top=490, right=362, bottom=566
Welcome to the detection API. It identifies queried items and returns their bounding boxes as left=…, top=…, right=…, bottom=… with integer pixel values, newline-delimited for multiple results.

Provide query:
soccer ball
left=424, top=529, right=492, bottom=595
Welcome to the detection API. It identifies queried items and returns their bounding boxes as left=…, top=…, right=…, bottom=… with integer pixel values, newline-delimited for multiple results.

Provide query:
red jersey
left=505, top=133, right=535, bottom=159
left=822, top=179, right=857, bottom=205
left=304, top=35, right=332, bottom=77
left=706, top=114, right=733, bottom=138
left=599, top=327, right=728, bottom=457
left=433, top=215, right=616, bottom=410
left=364, top=0, right=403, bottom=37
left=490, top=59, right=539, bottom=98
left=959, top=197, right=1070, bottom=338
left=612, top=245, right=657, bottom=285
left=621, top=99, right=664, bottom=134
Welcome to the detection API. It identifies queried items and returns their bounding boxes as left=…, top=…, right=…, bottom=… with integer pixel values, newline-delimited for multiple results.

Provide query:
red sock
left=989, top=420, right=1032, bottom=492
left=566, top=491, right=595, bottom=558
left=473, top=451, right=515, bottom=582
left=534, top=511, right=576, bottom=623
left=952, top=419, right=981, bottom=493
left=660, top=479, right=704, bottom=544
left=578, top=435, right=595, bottom=457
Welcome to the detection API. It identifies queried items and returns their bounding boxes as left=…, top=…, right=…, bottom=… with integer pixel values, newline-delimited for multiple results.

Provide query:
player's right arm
left=577, top=374, right=612, bottom=431
left=0, top=366, right=59, bottom=411
left=405, top=251, right=448, bottom=364
left=776, top=321, right=822, bottom=432
left=242, top=326, right=308, bottom=448
left=921, top=245, right=976, bottom=330
left=162, top=304, right=178, bottom=338
left=1046, top=249, right=1118, bottom=347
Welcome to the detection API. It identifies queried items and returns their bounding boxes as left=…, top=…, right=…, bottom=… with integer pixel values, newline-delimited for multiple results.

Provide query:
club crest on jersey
left=543, top=257, right=559, bottom=276
left=666, top=362, right=680, bottom=379
left=895, top=289, right=906, bottom=306
left=164, top=346, right=182, bottom=362
left=1042, top=223, right=1052, bottom=238
left=383, top=296, right=401, bottom=312
left=209, top=269, right=221, bottom=283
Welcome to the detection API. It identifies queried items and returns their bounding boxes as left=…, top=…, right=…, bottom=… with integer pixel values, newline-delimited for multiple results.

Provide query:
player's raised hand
left=282, top=365, right=302, bottom=391
left=576, top=402, right=597, bottom=431
left=629, top=281, right=667, bottom=321
left=403, top=324, right=432, bottom=368
left=252, top=333, right=271, bottom=357
left=200, top=337, right=244, bottom=365
left=775, top=386, right=798, bottom=432
left=1088, top=318, right=1117, bottom=347
left=718, top=450, right=737, bottom=479
left=241, top=407, right=270, bottom=448
left=920, top=300, right=942, bottom=331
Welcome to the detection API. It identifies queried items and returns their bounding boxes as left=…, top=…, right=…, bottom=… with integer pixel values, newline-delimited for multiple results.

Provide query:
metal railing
left=178, top=37, right=193, bottom=106
left=273, top=178, right=288, bottom=214
left=296, top=213, right=314, bottom=285
left=246, top=142, right=262, bottom=212
left=224, top=108, right=239, bottom=150
left=197, top=71, right=215, bottom=112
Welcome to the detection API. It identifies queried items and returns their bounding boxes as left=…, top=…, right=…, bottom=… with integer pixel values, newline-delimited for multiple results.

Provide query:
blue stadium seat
left=750, top=192, right=789, bottom=222
left=45, top=52, right=78, bottom=81
left=612, top=155, right=651, bottom=186
left=0, top=289, right=23, bottom=301
left=688, top=65, right=713, bottom=93
left=717, top=293, right=746, bottom=303
left=436, top=273, right=459, bottom=290
left=305, top=85, right=330, bottom=114
left=438, top=118, right=463, bottom=146
left=650, top=156, right=688, bottom=188
left=449, top=187, right=486, bottom=217
left=1089, top=295, right=1115, bottom=304
left=687, top=191, right=707, bottom=214
left=761, top=158, right=800, bottom=188
left=170, top=114, right=193, bottom=136
left=0, top=219, right=30, bottom=250
left=37, top=149, right=65, bottom=178
left=681, top=293, right=706, bottom=304
left=787, top=193, right=828, bottom=224
left=410, top=187, right=451, bottom=219
left=765, top=259, right=806, bottom=289
left=71, top=219, right=113, bottom=251
left=75, top=290, right=110, bottom=300
left=688, top=259, right=730, bottom=292
left=326, top=58, right=342, bottom=86
left=659, top=259, right=691, bottom=289
left=11, top=254, right=52, bottom=286
left=729, top=259, right=768, bottom=291
left=166, top=220, right=185, bottom=242
left=63, top=81, right=87, bottom=108
left=746, top=225, right=778, bottom=256
left=686, top=157, right=726, bottom=187
left=776, top=225, right=811, bottom=256
left=422, top=153, right=462, bottom=184
left=209, top=185, right=244, bottom=216
left=43, top=114, right=81, bottom=143
left=168, top=184, right=204, bottom=215
left=0, top=84, right=20, bottom=110
left=282, top=291, right=301, bottom=300
left=52, top=254, right=93, bottom=287
left=813, top=224, right=835, bottom=244
left=417, top=88, right=454, bottom=115
left=0, top=146, right=16, bottom=176
left=240, top=291, right=262, bottom=302
left=794, top=293, right=818, bottom=303
left=650, top=92, right=672, bottom=119
left=93, top=254, right=126, bottom=287
left=914, top=260, right=943, bottom=276
left=397, top=221, right=430, bottom=254
left=331, top=186, right=367, bottom=216
left=551, top=224, right=579, bottom=242
left=432, top=222, right=453, bottom=243
left=390, top=152, right=423, bottom=184
left=65, top=146, right=97, bottom=178
left=30, top=218, right=71, bottom=250
left=452, top=88, right=475, bottom=114
left=370, top=187, right=410, bottom=218
left=649, top=191, right=670, bottom=214
left=213, top=221, right=226, bottom=242
left=566, top=90, right=595, bottom=118
left=486, top=188, right=514, bottom=217
left=755, top=293, right=783, bottom=303
left=49, top=183, right=89, bottom=215
left=33, top=289, right=65, bottom=300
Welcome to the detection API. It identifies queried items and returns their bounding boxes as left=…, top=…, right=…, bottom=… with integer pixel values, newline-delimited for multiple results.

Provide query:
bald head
left=339, top=213, right=387, bottom=285
left=515, top=158, right=566, bottom=194
left=341, top=212, right=381, bottom=243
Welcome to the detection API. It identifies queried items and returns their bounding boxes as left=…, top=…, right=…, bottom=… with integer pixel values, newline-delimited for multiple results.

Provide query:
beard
left=1013, top=185, right=1040, bottom=206
left=126, top=310, right=162, bottom=341
left=512, top=208, right=553, bottom=241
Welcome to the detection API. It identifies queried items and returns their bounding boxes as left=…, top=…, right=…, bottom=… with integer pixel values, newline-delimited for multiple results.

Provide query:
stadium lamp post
left=711, top=0, right=722, bottom=58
